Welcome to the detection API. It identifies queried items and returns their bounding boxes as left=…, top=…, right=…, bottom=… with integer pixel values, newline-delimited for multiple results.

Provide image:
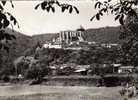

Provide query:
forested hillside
left=83, top=26, right=121, bottom=43
left=5, top=28, right=33, bottom=58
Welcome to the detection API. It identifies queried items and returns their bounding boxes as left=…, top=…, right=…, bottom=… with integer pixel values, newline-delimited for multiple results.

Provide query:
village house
left=118, top=66, right=135, bottom=73
left=112, top=64, right=135, bottom=74
left=74, top=65, right=90, bottom=75
left=112, top=64, right=121, bottom=73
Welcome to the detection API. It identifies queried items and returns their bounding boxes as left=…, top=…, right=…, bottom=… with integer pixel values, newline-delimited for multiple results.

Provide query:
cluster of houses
left=48, top=63, right=135, bottom=76
left=49, top=64, right=90, bottom=76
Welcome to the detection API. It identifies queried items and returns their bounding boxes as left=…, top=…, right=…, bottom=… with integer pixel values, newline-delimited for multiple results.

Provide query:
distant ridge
left=83, top=26, right=121, bottom=44
left=32, top=33, right=57, bottom=44
left=32, top=26, right=122, bottom=44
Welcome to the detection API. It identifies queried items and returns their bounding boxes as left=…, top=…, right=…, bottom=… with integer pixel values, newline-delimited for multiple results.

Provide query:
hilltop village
left=42, top=27, right=119, bottom=50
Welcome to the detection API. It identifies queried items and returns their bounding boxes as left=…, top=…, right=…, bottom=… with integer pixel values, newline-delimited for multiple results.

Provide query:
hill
left=32, top=26, right=122, bottom=44
left=2, top=26, right=121, bottom=59
left=4, top=28, right=33, bottom=58
left=83, top=26, right=121, bottom=44
left=32, top=33, right=57, bottom=44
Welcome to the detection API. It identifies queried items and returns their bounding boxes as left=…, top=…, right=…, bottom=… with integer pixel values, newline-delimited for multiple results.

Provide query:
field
left=0, top=85, right=137, bottom=100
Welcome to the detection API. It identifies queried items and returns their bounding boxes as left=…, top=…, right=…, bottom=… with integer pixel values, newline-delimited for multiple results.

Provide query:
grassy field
left=0, top=85, right=137, bottom=100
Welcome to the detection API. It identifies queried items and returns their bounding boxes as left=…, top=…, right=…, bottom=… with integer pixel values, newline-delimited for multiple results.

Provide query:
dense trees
left=34, top=47, right=120, bottom=66
left=0, top=1, right=19, bottom=51
left=0, top=1, right=19, bottom=79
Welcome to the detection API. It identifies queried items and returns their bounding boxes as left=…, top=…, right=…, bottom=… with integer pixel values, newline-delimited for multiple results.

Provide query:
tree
left=35, top=0, right=79, bottom=14
left=92, top=0, right=138, bottom=66
left=0, top=1, right=20, bottom=78
left=0, top=1, right=19, bottom=52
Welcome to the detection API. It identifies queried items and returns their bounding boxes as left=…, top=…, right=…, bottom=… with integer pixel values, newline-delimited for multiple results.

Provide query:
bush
left=24, top=63, right=51, bottom=79
left=16, top=61, right=29, bottom=75
left=103, top=76, right=120, bottom=87
left=57, top=67, right=75, bottom=75
left=1, top=75, right=10, bottom=82
left=0, top=63, right=15, bottom=80
left=89, top=64, right=113, bottom=75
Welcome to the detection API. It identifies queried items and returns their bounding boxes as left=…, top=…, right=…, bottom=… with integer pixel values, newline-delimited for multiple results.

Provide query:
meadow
left=0, top=85, right=137, bottom=100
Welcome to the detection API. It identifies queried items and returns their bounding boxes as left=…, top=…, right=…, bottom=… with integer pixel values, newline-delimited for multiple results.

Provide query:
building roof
left=74, top=68, right=86, bottom=72
left=120, top=66, right=134, bottom=69
left=112, top=64, right=121, bottom=67
left=49, top=66, right=56, bottom=69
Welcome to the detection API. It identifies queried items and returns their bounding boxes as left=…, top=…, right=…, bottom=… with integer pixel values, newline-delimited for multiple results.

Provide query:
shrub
left=24, top=63, right=51, bottom=79
left=57, top=67, right=75, bottom=75
left=0, top=63, right=15, bottom=80
left=1, top=75, right=10, bottom=82
left=103, top=76, right=120, bottom=87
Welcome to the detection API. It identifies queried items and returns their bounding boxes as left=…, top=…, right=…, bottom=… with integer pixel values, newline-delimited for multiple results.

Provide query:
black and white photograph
left=0, top=0, right=138, bottom=100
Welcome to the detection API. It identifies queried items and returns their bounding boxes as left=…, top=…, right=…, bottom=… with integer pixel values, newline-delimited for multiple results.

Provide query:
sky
left=5, top=0, right=120, bottom=36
